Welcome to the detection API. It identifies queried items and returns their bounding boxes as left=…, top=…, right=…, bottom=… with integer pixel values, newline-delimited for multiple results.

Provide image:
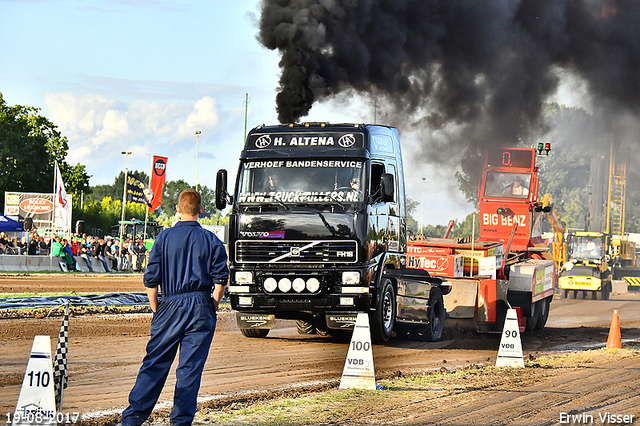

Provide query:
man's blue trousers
left=122, top=291, right=216, bottom=426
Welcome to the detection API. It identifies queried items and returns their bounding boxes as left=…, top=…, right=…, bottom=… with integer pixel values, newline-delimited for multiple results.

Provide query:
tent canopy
left=0, top=215, right=23, bottom=232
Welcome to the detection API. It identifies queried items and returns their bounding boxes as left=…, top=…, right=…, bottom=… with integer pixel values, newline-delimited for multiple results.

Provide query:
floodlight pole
left=243, top=93, right=250, bottom=143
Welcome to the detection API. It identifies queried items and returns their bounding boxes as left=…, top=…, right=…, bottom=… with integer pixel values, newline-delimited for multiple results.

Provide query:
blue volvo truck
left=216, top=123, right=450, bottom=342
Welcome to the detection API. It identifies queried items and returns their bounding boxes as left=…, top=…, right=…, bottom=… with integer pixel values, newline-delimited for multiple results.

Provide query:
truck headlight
left=264, top=277, right=277, bottom=292
left=236, top=271, right=254, bottom=284
left=278, top=278, right=291, bottom=293
left=238, top=296, right=253, bottom=306
left=342, top=271, right=360, bottom=285
left=292, top=278, right=306, bottom=293
left=278, top=278, right=292, bottom=292
left=339, top=297, right=355, bottom=306
left=306, top=278, right=320, bottom=293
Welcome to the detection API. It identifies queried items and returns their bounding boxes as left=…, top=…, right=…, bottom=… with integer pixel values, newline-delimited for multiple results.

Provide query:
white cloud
left=93, top=109, right=130, bottom=146
left=44, top=93, right=222, bottom=184
left=44, top=92, right=117, bottom=135
left=174, top=96, right=219, bottom=141
left=78, top=108, right=99, bottom=134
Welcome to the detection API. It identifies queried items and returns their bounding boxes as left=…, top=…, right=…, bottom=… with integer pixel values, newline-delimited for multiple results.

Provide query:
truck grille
left=235, top=240, right=357, bottom=264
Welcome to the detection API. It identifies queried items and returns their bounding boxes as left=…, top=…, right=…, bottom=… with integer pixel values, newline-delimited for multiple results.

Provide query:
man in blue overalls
left=122, top=188, right=229, bottom=426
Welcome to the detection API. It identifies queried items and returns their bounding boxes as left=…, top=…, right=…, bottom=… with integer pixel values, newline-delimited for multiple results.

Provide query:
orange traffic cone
left=606, top=309, right=622, bottom=349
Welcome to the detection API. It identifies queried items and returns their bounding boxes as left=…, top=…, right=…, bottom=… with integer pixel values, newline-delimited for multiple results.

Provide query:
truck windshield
left=569, top=236, right=603, bottom=261
left=236, top=159, right=366, bottom=204
left=483, top=171, right=532, bottom=199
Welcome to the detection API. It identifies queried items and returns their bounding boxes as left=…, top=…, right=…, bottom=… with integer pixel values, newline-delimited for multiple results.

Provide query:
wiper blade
left=318, top=200, right=347, bottom=211
left=264, top=195, right=289, bottom=210
left=332, top=200, right=346, bottom=210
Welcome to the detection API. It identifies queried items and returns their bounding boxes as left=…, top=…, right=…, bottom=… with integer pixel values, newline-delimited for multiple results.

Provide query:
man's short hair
left=178, top=189, right=202, bottom=216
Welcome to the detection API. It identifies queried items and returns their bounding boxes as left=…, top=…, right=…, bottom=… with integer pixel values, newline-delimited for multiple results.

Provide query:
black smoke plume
left=259, top=0, right=640, bottom=154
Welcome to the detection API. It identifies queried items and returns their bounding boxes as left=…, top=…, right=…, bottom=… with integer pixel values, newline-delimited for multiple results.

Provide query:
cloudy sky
left=1, top=0, right=586, bottom=226
left=1, top=0, right=280, bottom=188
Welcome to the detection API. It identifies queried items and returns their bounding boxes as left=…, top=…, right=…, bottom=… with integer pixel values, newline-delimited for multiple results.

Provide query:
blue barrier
left=0, top=292, right=149, bottom=309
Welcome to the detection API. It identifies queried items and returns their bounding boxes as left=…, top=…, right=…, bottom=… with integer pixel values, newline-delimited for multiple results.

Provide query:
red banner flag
left=149, top=156, right=168, bottom=212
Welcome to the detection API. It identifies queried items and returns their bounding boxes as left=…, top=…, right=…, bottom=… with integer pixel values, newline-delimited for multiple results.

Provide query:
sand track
left=1, top=274, right=640, bottom=425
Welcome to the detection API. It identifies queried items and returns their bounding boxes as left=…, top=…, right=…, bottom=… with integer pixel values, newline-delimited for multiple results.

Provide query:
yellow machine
left=558, top=231, right=611, bottom=299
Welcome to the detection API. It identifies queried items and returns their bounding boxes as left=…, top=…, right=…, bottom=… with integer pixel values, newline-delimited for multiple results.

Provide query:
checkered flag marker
left=53, top=302, right=70, bottom=410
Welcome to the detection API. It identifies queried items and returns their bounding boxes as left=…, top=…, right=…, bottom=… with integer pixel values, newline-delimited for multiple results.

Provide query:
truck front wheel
left=370, top=280, right=396, bottom=343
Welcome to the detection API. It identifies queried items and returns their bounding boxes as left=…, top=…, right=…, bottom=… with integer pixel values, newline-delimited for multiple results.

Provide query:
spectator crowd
left=0, top=230, right=149, bottom=273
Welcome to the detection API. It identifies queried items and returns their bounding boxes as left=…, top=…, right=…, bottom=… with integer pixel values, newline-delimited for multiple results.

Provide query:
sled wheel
left=535, top=297, right=550, bottom=330
left=526, top=300, right=538, bottom=331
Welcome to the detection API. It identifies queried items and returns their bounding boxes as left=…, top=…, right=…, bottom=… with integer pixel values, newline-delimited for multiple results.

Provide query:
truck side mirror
left=380, top=173, right=395, bottom=202
left=216, top=169, right=228, bottom=210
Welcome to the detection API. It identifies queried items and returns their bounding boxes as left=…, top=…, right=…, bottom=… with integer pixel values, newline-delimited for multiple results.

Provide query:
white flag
left=55, top=163, right=69, bottom=228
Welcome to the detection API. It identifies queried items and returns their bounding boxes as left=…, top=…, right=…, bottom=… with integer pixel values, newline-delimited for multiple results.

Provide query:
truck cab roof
left=241, top=123, right=401, bottom=160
